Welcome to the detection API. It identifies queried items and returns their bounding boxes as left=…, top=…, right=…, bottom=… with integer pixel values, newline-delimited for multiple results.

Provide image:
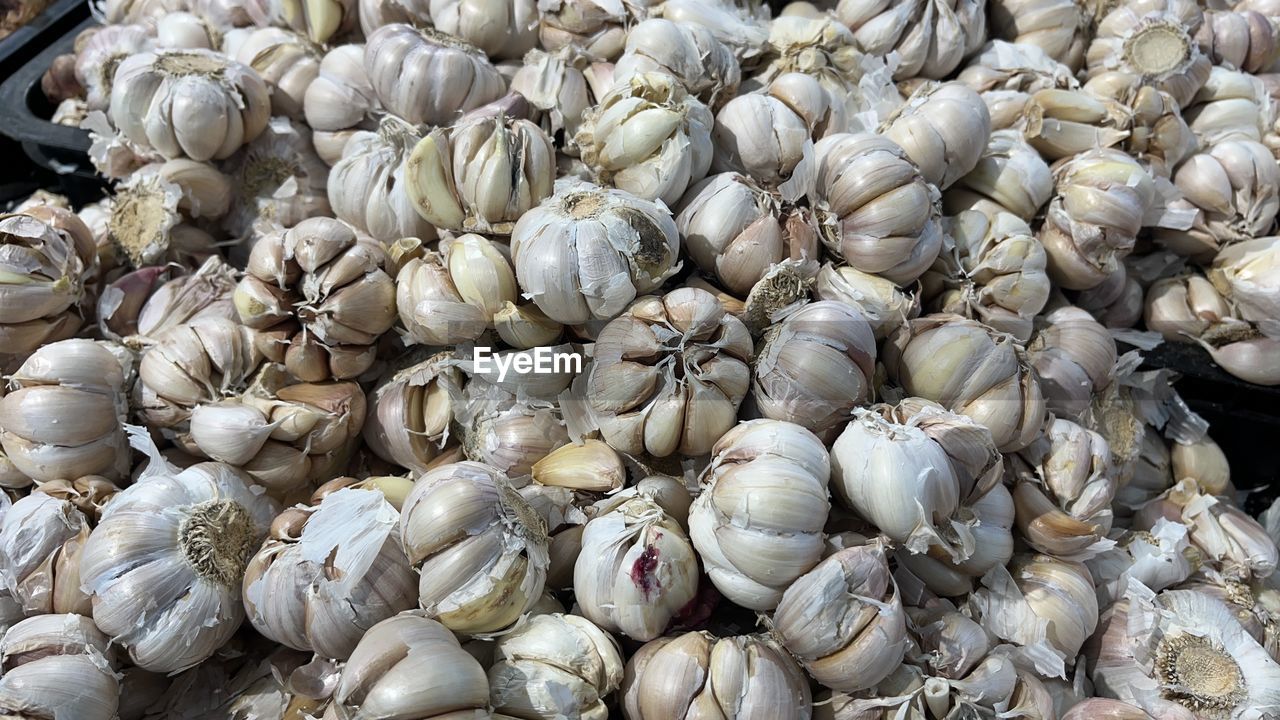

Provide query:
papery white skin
left=431, top=0, right=538, bottom=59
left=0, top=493, right=92, bottom=617
left=328, top=117, right=437, bottom=242
left=837, top=0, right=986, bottom=80
left=0, top=614, right=120, bottom=720
left=76, top=24, right=153, bottom=112
left=363, top=23, right=505, bottom=126
left=1086, top=520, right=1196, bottom=607
left=488, top=612, right=624, bottom=720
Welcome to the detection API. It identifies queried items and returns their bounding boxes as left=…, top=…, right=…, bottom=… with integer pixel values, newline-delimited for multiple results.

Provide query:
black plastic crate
left=0, top=0, right=89, bottom=79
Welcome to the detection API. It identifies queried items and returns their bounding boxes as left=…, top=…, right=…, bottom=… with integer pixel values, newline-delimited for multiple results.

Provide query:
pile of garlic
left=8, top=0, right=1280, bottom=716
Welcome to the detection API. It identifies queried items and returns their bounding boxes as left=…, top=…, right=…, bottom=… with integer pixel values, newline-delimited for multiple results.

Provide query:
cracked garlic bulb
left=956, top=41, right=1078, bottom=131
left=0, top=614, right=120, bottom=720
left=79, top=434, right=278, bottom=673
left=489, top=612, right=624, bottom=720
left=75, top=24, right=152, bottom=111
left=223, top=117, right=331, bottom=239
left=109, top=49, right=270, bottom=162
left=431, top=0, right=538, bottom=59
left=0, top=340, right=130, bottom=483
left=243, top=486, right=417, bottom=660
left=1090, top=582, right=1280, bottom=719
left=1160, top=142, right=1280, bottom=260
left=1086, top=0, right=1211, bottom=108
left=399, top=462, right=549, bottom=635
left=304, top=44, right=379, bottom=166
left=611, top=19, right=741, bottom=108
left=536, top=0, right=631, bottom=59
left=881, top=82, right=991, bottom=191
left=812, top=263, right=919, bottom=339
left=1028, top=305, right=1119, bottom=421
left=0, top=207, right=97, bottom=356
left=364, top=23, right=505, bottom=126
left=1085, top=71, right=1198, bottom=178
left=395, top=235, right=519, bottom=346
left=405, top=113, right=555, bottom=235
left=575, top=496, right=699, bottom=642
left=511, top=183, right=681, bottom=325
left=584, top=288, right=752, bottom=457
left=711, top=91, right=815, bottom=203
left=328, top=116, right=437, bottom=242
left=772, top=543, right=907, bottom=693
left=884, top=315, right=1046, bottom=452
left=456, top=379, right=570, bottom=477
left=812, top=132, right=943, bottom=284
left=1135, top=479, right=1278, bottom=581
left=576, top=71, right=713, bottom=207
left=943, top=129, right=1050, bottom=223
left=234, top=217, right=396, bottom=382
left=365, top=353, right=460, bottom=475
left=689, top=420, right=830, bottom=610
left=622, top=632, right=811, bottom=720
left=230, top=27, right=320, bottom=120
left=836, top=0, right=984, bottom=80
left=988, top=0, right=1089, bottom=70
left=1020, top=87, right=1129, bottom=162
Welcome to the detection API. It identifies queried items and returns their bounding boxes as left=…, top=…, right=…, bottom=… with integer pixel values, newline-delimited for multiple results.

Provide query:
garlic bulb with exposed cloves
left=234, top=217, right=396, bottom=382
left=583, top=288, right=752, bottom=457
left=405, top=113, right=555, bottom=234
left=304, top=43, right=379, bottom=165
left=231, top=27, right=321, bottom=120
left=611, top=19, right=741, bottom=108
left=109, top=49, right=270, bottom=162
left=1085, top=71, right=1199, bottom=177
left=575, top=496, right=699, bottom=642
left=328, top=116, right=437, bottom=242
left=934, top=210, right=1050, bottom=342
left=79, top=433, right=278, bottom=673
left=269, top=0, right=356, bottom=45
left=0, top=614, right=120, bottom=720
left=1136, top=479, right=1278, bottom=580
left=1040, top=149, right=1155, bottom=291
left=243, top=487, right=417, bottom=660
left=364, top=353, right=461, bottom=475
left=327, top=611, right=492, bottom=718
left=1090, top=582, right=1280, bottom=719
left=1010, top=418, right=1117, bottom=560
left=457, top=379, right=570, bottom=477
left=576, top=72, right=713, bottom=206
left=711, top=91, right=815, bottom=203
left=76, top=24, right=152, bottom=111
left=956, top=41, right=1078, bottom=130
left=1086, top=0, right=1211, bottom=107
left=223, top=117, right=331, bottom=238
left=621, top=632, right=811, bottom=720
left=884, top=315, right=1046, bottom=452
left=1021, top=88, right=1130, bottom=162
left=946, top=131, right=1053, bottom=222
left=987, top=0, right=1089, bottom=70
left=511, top=183, right=681, bottom=325
left=399, top=462, right=549, bottom=635
left=689, top=420, right=830, bottom=610
left=0, top=208, right=98, bottom=356
left=812, top=263, right=919, bottom=339
left=106, top=164, right=222, bottom=267
left=0, top=340, right=130, bottom=483
left=752, top=301, right=876, bottom=437
left=1211, top=237, right=1280, bottom=329
left=1183, top=67, right=1272, bottom=146
left=489, top=612, right=624, bottom=720
left=0, top=490, right=101, bottom=617
left=772, top=543, right=908, bottom=692
left=1144, top=273, right=1233, bottom=342
left=896, top=481, right=1016, bottom=598
left=880, top=82, right=991, bottom=191
left=364, top=23, right=505, bottom=126
left=1157, top=141, right=1280, bottom=260
left=536, top=0, right=633, bottom=59
left=812, top=132, right=943, bottom=285
left=510, top=48, right=595, bottom=140
left=836, top=0, right=985, bottom=80
left=1028, top=305, right=1119, bottom=421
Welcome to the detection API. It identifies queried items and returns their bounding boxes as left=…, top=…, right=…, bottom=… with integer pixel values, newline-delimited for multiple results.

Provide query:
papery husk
left=612, top=18, right=741, bottom=109
left=0, top=613, right=121, bottom=720
left=1087, top=520, right=1197, bottom=608
left=488, top=612, right=624, bottom=720
left=75, top=23, right=152, bottom=111
left=1028, top=305, right=1119, bottom=420
left=135, top=315, right=264, bottom=432
left=223, top=117, right=331, bottom=238
left=812, top=262, right=920, bottom=339
left=1134, top=478, right=1278, bottom=581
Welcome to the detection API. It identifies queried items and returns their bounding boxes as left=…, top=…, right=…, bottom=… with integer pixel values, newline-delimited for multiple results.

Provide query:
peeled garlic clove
left=1171, top=436, right=1232, bottom=495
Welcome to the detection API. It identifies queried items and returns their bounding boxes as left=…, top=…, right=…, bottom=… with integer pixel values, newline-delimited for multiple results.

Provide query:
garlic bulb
left=689, top=420, right=830, bottom=610
left=621, top=632, right=811, bottom=720
left=1144, top=273, right=1233, bottom=342
left=223, top=118, right=331, bottom=238
left=934, top=210, right=1050, bottom=342
left=812, top=132, right=943, bottom=284
left=812, top=262, right=919, bottom=339
left=576, top=72, right=713, bottom=206
left=885, top=315, right=1046, bottom=452
left=231, top=27, right=320, bottom=120
left=489, top=612, right=624, bottom=720
left=1086, top=0, right=1211, bottom=108
left=836, top=0, right=984, bottom=80
left=364, top=23, right=505, bottom=126
left=328, top=116, right=437, bottom=242
left=190, top=372, right=367, bottom=494
left=956, top=41, right=1078, bottom=130
left=676, top=172, right=820, bottom=298
left=431, top=0, right=538, bottom=59
left=896, top=483, right=1016, bottom=598
left=1090, top=582, right=1280, bottom=719
left=511, top=183, right=681, bottom=325
left=106, top=162, right=225, bottom=265
left=0, top=614, right=120, bottom=720
left=880, top=82, right=990, bottom=191
left=233, top=217, right=396, bottom=382
left=1171, top=436, right=1232, bottom=494
left=79, top=437, right=278, bottom=672
left=328, top=611, right=491, bottom=718
left=509, top=48, right=594, bottom=140
left=0, top=340, right=130, bottom=483
left=243, top=487, right=417, bottom=659
left=1010, top=418, right=1117, bottom=560
left=109, top=49, right=270, bottom=162
left=1136, top=479, right=1278, bottom=581
left=772, top=543, right=908, bottom=692
left=1028, top=305, right=1119, bottom=420
left=0, top=208, right=98, bottom=356
left=405, top=113, right=555, bottom=234
left=711, top=91, right=815, bottom=203
left=1087, top=521, right=1196, bottom=608
left=304, top=44, right=379, bottom=165
left=395, top=249, right=505, bottom=346
left=1075, top=262, right=1145, bottom=329
left=365, top=353, right=460, bottom=475
left=752, top=301, right=876, bottom=437
left=1040, top=148, right=1155, bottom=291
left=399, top=461, right=548, bottom=634
left=575, top=496, right=699, bottom=642
left=268, top=0, right=356, bottom=45
left=611, top=19, right=741, bottom=108
left=969, top=554, right=1099, bottom=679
left=1157, top=142, right=1280, bottom=260
left=583, top=288, right=752, bottom=457
left=1084, top=71, right=1199, bottom=177
left=458, top=380, right=570, bottom=477
left=987, top=0, right=1089, bottom=70
left=946, top=130, right=1052, bottom=223
left=1021, top=88, right=1130, bottom=162
left=1211, top=236, right=1280, bottom=330
left=1196, top=10, right=1279, bottom=73
left=75, top=24, right=152, bottom=111
left=0, top=491, right=97, bottom=616
left=1183, top=67, right=1272, bottom=145
left=536, top=0, right=631, bottom=60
